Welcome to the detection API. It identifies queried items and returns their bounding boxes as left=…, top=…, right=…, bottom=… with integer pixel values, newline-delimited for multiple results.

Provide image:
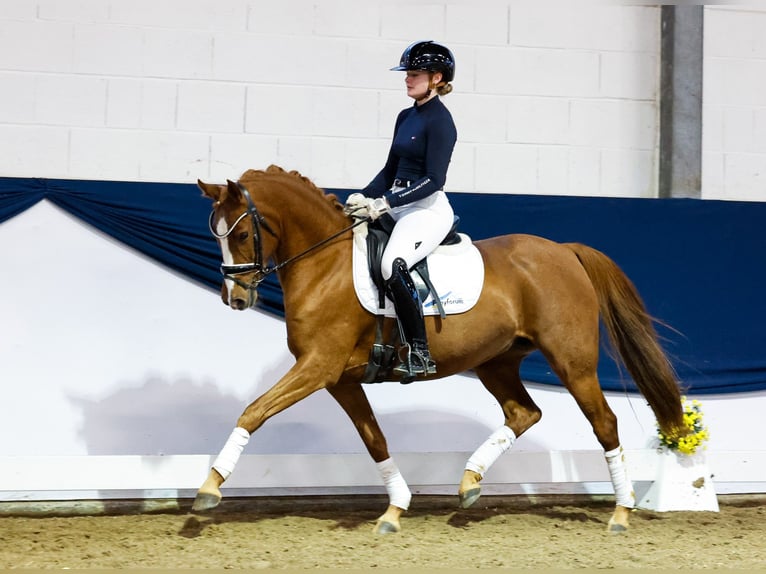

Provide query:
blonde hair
left=436, top=83, right=453, bottom=96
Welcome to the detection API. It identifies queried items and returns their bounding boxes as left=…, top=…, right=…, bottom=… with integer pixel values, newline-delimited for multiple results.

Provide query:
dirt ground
left=0, top=495, right=764, bottom=570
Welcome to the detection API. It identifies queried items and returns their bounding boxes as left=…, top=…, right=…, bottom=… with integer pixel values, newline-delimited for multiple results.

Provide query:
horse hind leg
left=544, top=347, right=634, bottom=533
left=459, top=355, right=542, bottom=509
left=604, top=445, right=633, bottom=533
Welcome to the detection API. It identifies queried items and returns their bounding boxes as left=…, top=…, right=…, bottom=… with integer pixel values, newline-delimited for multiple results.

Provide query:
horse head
left=198, top=177, right=279, bottom=310
left=198, top=165, right=350, bottom=311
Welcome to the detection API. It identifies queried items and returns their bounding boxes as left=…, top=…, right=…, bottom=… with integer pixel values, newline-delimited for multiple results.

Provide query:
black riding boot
left=386, top=258, right=436, bottom=382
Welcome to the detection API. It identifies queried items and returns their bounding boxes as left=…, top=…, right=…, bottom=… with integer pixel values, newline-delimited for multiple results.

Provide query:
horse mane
left=240, top=165, right=344, bottom=213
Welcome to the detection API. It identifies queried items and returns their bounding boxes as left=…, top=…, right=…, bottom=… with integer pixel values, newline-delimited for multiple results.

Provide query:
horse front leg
left=192, top=361, right=331, bottom=512
left=460, top=358, right=542, bottom=508
left=193, top=428, right=247, bottom=511
left=327, top=382, right=410, bottom=535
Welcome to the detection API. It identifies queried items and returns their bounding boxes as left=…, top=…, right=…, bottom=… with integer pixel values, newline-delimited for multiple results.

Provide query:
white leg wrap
left=212, top=427, right=250, bottom=481
left=605, top=445, right=635, bottom=508
left=465, top=425, right=516, bottom=478
left=376, top=457, right=412, bottom=510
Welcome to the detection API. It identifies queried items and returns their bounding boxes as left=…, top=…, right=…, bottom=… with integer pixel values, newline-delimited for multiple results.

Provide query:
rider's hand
left=367, top=197, right=391, bottom=221
left=343, top=193, right=372, bottom=216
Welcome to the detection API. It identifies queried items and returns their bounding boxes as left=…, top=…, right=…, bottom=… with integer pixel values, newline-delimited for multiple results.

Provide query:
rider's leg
left=380, top=191, right=454, bottom=282
left=386, top=257, right=436, bottom=378
left=381, top=193, right=453, bottom=380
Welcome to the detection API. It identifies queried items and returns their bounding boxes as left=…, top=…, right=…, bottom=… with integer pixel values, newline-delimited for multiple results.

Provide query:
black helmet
left=391, top=40, right=455, bottom=83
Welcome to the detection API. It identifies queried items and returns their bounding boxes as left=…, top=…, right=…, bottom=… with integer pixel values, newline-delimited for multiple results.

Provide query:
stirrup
left=394, top=344, right=436, bottom=383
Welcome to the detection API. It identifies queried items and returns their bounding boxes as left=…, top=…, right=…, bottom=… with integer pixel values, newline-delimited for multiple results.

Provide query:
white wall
left=703, top=5, right=766, bottom=201
left=4, top=3, right=763, bottom=200
left=5, top=2, right=762, bottom=200
left=0, top=0, right=661, bottom=197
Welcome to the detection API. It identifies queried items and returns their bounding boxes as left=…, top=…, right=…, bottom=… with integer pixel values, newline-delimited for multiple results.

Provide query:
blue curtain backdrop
left=2, top=176, right=764, bottom=395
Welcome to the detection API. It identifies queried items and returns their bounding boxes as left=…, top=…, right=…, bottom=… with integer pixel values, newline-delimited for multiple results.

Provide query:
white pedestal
left=637, top=448, right=719, bottom=512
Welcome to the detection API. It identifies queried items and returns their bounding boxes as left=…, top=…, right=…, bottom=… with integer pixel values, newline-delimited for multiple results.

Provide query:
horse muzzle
left=226, top=285, right=258, bottom=310
left=222, top=272, right=260, bottom=310
left=229, top=293, right=256, bottom=310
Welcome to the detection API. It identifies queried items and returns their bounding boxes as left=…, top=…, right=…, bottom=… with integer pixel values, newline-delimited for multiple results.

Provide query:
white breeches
left=381, top=189, right=454, bottom=281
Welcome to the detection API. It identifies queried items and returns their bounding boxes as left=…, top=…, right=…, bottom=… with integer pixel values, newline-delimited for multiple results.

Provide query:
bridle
left=208, top=181, right=368, bottom=293
left=208, top=182, right=276, bottom=292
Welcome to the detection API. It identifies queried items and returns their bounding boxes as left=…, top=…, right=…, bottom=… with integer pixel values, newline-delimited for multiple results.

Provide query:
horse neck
left=260, top=178, right=348, bottom=267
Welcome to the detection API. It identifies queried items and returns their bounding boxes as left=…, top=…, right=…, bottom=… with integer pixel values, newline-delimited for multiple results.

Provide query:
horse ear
left=226, top=179, right=243, bottom=201
left=198, top=179, right=222, bottom=202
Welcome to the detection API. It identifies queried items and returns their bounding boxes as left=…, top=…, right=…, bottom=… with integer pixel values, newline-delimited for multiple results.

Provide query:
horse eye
left=238, top=230, right=249, bottom=242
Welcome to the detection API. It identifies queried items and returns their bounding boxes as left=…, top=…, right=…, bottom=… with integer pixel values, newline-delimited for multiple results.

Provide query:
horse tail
left=566, top=242, right=685, bottom=438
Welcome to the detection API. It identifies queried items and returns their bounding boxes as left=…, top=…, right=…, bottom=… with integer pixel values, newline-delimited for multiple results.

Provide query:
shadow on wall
left=67, top=370, right=531, bottom=456
left=68, top=376, right=245, bottom=455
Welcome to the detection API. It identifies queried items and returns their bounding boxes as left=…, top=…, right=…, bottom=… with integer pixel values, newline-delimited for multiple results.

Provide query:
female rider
left=346, top=40, right=457, bottom=381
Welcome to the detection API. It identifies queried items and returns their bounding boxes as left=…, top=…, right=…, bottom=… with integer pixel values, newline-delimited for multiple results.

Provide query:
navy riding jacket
left=364, top=96, right=457, bottom=209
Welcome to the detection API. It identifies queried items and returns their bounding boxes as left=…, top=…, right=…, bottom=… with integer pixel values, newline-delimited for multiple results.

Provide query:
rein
left=209, top=181, right=369, bottom=291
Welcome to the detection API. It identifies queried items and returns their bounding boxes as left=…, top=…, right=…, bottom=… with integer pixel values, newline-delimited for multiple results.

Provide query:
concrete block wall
left=703, top=5, right=766, bottom=201
left=0, top=0, right=662, bottom=198
left=2, top=1, right=762, bottom=200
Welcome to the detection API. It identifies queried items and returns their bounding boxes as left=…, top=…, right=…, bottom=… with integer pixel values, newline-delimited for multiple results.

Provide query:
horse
left=193, top=165, right=686, bottom=534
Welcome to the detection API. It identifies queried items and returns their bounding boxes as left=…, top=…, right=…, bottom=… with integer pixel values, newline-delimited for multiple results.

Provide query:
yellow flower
left=656, top=396, right=710, bottom=456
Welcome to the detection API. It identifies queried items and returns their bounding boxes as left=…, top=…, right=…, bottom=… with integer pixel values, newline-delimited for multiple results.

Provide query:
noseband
left=208, top=181, right=369, bottom=295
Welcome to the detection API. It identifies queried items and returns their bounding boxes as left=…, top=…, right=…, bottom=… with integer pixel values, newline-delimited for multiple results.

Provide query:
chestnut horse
left=194, top=165, right=685, bottom=534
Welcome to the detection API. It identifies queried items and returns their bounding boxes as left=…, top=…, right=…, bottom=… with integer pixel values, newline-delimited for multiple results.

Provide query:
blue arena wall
left=2, top=177, right=763, bottom=395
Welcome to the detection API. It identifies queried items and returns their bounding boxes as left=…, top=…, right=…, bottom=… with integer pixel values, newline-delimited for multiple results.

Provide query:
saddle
left=360, top=213, right=462, bottom=384
left=365, top=213, right=463, bottom=320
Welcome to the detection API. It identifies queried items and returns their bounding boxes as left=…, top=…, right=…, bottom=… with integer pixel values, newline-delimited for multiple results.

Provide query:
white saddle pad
left=352, top=222, right=484, bottom=317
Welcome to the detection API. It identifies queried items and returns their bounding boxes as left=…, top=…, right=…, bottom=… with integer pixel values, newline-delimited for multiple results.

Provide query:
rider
left=345, top=40, right=458, bottom=380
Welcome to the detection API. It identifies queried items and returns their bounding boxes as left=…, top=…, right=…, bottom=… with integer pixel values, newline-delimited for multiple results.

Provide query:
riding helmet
left=391, top=40, right=455, bottom=83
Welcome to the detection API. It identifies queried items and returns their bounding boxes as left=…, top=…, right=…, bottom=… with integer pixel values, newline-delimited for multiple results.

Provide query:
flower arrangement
left=657, top=396, right=710, bottom=455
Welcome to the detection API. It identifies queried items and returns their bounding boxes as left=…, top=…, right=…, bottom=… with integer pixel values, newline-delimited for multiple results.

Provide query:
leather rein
left=208, top=181, right=368, bottom=292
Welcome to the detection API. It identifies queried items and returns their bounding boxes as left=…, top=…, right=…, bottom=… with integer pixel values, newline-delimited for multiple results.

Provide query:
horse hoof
left=607, top=519, right=629, bottom=534
left=607, top=505, right=632, bottom=533
left=191, top=492, right=221, bottom=513
left=373, top=520, right=400, bottom=535
left=459, top=487, right=482, bottom=509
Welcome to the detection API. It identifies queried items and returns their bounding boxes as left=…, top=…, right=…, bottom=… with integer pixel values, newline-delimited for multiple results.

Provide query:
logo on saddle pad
left=352, top=223, right=484, bottom=317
